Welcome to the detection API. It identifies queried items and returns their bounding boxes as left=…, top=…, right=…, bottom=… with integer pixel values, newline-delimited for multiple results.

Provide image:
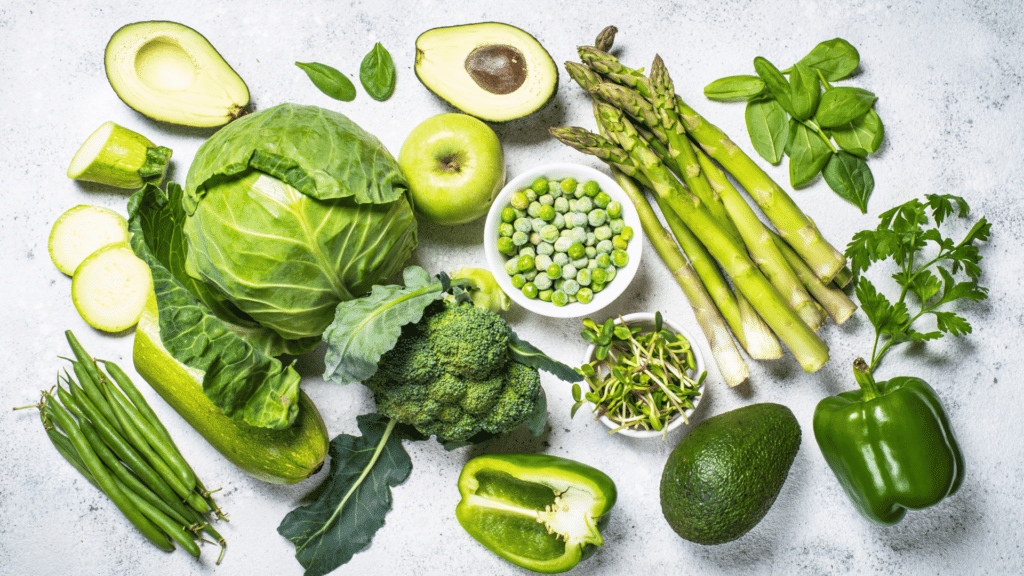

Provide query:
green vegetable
left=296, top=62, right=356, bottom=102
left=67, top=121, right=171, bottom=188
left=70, top=243, right=152, bottom=333
left=660, top=403, right=801, bottom=545
left=278, top=414, right=414, bottom=576
left=704, top=38, right=882, bottom=212
left=814, top=360, right=965, bottom=525
left=450, top=267, right=511, bottom=313
left=574, top=313, right=704, bottom=435
left=815, top=194, right=988, bottom=524
left=703, top=74, right=765, bottom=101
left=359, top=42, right=396, bottom=101
left=48, top=204, right=129, bottom=276
left=456, top=453, right=617, bottom=574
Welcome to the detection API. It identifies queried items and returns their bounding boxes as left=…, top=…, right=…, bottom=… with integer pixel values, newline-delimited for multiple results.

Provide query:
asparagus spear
left=594, top=103, right=829, bottom=372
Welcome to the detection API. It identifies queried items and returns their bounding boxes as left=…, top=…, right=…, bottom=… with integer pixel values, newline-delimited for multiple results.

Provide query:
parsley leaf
left=845, top=194, right=990, bottom=373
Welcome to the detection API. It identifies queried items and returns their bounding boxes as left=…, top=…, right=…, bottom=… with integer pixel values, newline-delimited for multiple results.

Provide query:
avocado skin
left=413, top=22, right=558, bottom=123
left=660, top=403, right=801, bottom=545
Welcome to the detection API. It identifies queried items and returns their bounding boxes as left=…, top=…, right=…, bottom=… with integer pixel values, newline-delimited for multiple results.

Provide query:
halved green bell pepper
left=813, top=359, right=965, bottom=525
left=456, top=453, right=617, bottom=574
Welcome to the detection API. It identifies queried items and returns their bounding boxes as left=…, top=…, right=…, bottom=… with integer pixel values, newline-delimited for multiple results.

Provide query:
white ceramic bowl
left=483, top=163, right=643, bottom=318
left=580, top=312, right=707, bottom=439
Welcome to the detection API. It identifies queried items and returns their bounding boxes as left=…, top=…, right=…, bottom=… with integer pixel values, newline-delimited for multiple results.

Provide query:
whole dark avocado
left=660, top=402, right=801, bottom=545
left=413, top=22, right=558, bottom=122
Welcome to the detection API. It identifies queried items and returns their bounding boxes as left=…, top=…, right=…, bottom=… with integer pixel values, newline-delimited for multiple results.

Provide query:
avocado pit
left=465, top=44, right=527, bottom=95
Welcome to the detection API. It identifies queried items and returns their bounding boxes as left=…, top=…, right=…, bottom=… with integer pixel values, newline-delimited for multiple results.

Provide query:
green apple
left=399, top=113, right=505, bottom=225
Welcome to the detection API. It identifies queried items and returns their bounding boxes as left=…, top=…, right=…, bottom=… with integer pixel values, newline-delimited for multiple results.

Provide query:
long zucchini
left=132, top=300, right=329, bottom=484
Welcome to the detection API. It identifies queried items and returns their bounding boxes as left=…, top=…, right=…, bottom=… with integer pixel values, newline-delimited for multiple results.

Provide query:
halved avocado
left=415, top=22, right=558, bottom=122
left=105, top=21, right=250, bottom=128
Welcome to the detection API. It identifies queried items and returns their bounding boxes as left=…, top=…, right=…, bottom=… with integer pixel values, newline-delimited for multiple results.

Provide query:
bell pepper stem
left=853, top=358, right=881, bottom=400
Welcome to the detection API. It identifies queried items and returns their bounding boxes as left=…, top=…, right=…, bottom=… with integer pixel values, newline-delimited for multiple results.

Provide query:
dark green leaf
left=822, top=151, right=874, bottom=212
left=932, top=311, right=972, bottom=337
left=786, top=120, right=833, bottom=187
left=296, top=62, right=356, bottom=102
left=906, top=269, right=942, bottom=304
left=794, top=38, right=860, bottom=81
left=508, top=330, right=584, bottom=383
left=832, top=108, right=884, bottom=156
left=525, top=387, right=548, bottom=436
left=788, top=63, right=820, bottom=121
left=815, top=87, right=877, bottom=128
left=359, top=43, right=396, bottom=101
left=278, top=415, right=414, bottom=576
left=704, top=75, right=766, bottom=101
left=753, top=57, right=797, bottom=116
left=745, top=97, right=789, bottom=165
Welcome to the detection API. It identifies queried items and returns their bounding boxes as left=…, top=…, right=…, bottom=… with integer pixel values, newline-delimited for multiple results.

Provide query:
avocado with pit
left=414, top=22, right=558, bottom=122
left=105, top=21, right=250, bottom=128
left=660, top=403, right=801, bottom=545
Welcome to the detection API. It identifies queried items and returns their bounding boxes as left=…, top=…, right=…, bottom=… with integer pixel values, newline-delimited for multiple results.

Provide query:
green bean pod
left=102, top=376, right=196, bottom=491
left=72, top=361, right=124, bottom=436
left=42, top=397, right=174, bottom=552
left=102, top=360, right=175, bottom=445
left=120, top=486, right=201, bottom=558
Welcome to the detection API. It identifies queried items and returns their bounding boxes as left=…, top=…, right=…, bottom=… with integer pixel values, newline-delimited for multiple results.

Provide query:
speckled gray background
left=2, top=1, right=1022, bottom=575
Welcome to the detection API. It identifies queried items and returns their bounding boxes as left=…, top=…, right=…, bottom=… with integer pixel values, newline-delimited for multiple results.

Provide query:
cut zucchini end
left=66, top=121, right=161, bottom=188
left=49, top=205, right=129, bottom=276
left=72, top=243, right=153, bottom=332
left=67, top=122, right=118, bottom=179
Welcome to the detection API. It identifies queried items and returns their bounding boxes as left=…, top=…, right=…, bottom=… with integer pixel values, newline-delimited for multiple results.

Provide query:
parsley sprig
left=845, top=194, right=990, bottom=374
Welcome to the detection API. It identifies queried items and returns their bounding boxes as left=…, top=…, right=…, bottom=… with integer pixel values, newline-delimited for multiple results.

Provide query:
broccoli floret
left=425, top=300, right=510, bottom=380
left=363, top=299, right=543, bottom=445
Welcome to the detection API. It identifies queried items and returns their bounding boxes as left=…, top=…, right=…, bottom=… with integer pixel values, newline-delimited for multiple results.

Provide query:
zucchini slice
left=49, top=204, right=129, bottom=276
left=71, top=243, right=153, bottom=332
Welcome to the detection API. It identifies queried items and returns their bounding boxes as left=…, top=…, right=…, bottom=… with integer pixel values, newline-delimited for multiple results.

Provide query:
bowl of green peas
left=484, top=163, right=643, bottom=318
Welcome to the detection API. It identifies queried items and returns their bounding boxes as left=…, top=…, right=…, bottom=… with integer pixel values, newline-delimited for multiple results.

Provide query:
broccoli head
left=363, top=299, right=543, bottom=445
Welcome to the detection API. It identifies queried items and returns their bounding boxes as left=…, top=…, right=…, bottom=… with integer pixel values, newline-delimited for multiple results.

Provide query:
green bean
left=72, top=361, right=124, bottom=436
left=42, top=396, right=174, bottom=552
left=65, top=381, right=182, bottom=509
left=101, top=375, right=196, bottom=492
left=65, top=331, right=102, bottom=385
left=120, top=485, right=201, bottom=558
left=101, top=360, right=173, bottom=445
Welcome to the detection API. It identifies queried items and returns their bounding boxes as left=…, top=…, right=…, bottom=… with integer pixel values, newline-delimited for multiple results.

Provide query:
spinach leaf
left=278, top=414, right=415, bottom=576
left=815, top=86, right=877, bottom=128
left=822, top=151, right=874, bottom=213
left=788, top=62, right=820, bottom=121
left=296, top=62, right=356, bottom=102
left=321, top=266, right=447, bottom=385
left=786, top=120, right=833, bottom=187
left=745, top=96, right=789, bottom=165
left=753, top=57, right=796, bottom=117
left=704, top=75, right=766, bottom=101
left=359, top=43, right=396, bottom=101
left=794, top=38, right=860, bottom=81
left=832, top=108, right=884, bottom=156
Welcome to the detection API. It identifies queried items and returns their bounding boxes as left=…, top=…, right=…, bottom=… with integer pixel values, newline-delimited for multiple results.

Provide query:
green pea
left=530, top=232, right=542, bottom=246
left=567, top=242, right=586, bottom=260
left=585, top=246, right=597, bottom=259
left=516, top=254, right=535, bottom=272
left=583, top=180, right=600, bottom=197
left=539, top=204, right=556, bottom=221
left=518, top=246, right=536, bottom=258
left=612, top=249, right=629, bottom=267
left=535, top=254, right=552, bottom=271
left=575, top=196, right=594, bottom=213
left=510, top=191, right=529, bottom=210
left=613, top=235, right=629, bottom=251
left=576, top=268, right=592, bottom=286
left=527, top=201, right=542, bottom=218
left=498, top=222, right=514, bottom=237
left=562, top=279, right=580, bottom=296
left=512, top=231, right=529, bottom=246
left=513, top=217, right=532, bottom=233
left=537, top=241, right=554, bottom=256
left=497, top=236, right=516, bottom=256
left=560, top=178, right=578, bottom=194
left=591, top=267, right=608, bottom=285
left=554, top=197, right=570, bottom=214
left=510, top=274, right=526, bottom=289
left=547, top=181, right=562, bottom=198
left=522, top=282, right=539, bottom=299
left=609, top=218, right=625, bottom=234
left=620, top=226, right=635, bottom=241
left=539, top=194, right=554, bottom=206
left=551, top=290, right=569, bottom=307
left=596, top=239, right=613, bottom=254
left=540, top=225, right=559, bottom=243
left=525, top=189, right=538, bottom=202
left=588, top=209, right=607, bottom=227
left=546, top=263, right=562, bottom=279
left=501, top=206, right=517, bottom=223
left=534, top=273, right=553, bottom=290
left=594, top=192, right=611, bottom=209
left=595, top=253, right=611, bottom=268
left=607, top=201, right=623, bottom=218
left=539, top=289, right=553, bottom=302
left=531, top=177, right=549, bottom=194
left=561, top=264, right=577, bottom=279
left=592, top=281, right=606, bottom=293
left=577, top=287, right=594, bottom=304
left=504, top=259, right=518, bottom=276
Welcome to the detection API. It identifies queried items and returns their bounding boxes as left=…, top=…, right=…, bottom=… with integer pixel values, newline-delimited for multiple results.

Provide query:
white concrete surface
left=1, top=1, right=1022, bottom=575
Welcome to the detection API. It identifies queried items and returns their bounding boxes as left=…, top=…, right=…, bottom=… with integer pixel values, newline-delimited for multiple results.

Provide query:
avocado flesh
left=105, top=21, right=250, bottom=128
left=415, top=22, right=558, bottom=122
left=660, top=403, right=801, bottom=545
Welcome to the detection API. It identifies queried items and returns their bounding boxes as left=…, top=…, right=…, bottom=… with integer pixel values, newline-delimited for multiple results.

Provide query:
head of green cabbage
left=183, top=104, right=417, bottom=352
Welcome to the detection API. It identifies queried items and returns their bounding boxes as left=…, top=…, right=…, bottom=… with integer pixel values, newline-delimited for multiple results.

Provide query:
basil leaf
left=278, top=414, right=415, bottom=576
left=788, top=62, right=820, bottom=121
left=822, top=151, right=874, bottom=213
left=794, top=38, right=860, bottom=81
left=359, top=43, right=396, bottom=101
left=832, top=108, right=884, bottom=156
left=704, top=75, right=766, bottom=101
left=753, top=57, right=796, bottom=117
left=786, top=120, right=833, bottom=187
left=296, top=61, right=356, bottom=102
left=745, top=97, right=789, bottom=165
left=815, top=86, right=877, bottom=128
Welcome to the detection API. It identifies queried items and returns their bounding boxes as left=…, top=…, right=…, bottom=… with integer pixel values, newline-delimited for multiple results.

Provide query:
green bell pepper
left=813, top=359, right=965, bottom=525
left=456, top=453, right=617, bottom=574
